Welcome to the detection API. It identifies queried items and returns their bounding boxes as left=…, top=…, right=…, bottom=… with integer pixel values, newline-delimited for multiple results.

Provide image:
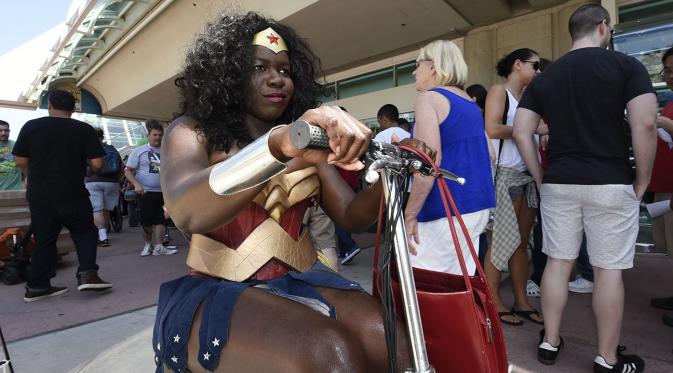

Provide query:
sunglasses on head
left=523, top=60, right=541, bottom=71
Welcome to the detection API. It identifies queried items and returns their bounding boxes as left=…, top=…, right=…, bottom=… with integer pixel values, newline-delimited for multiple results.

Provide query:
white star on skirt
left=157, top=343, right=161, bottom=351
left=203, top=351, right=211, bottom=361
left=174, top=334, right=181, bottom=343
left=212, top=337, right=220, bottom=347
left=171, top=356, right=178, bottom=363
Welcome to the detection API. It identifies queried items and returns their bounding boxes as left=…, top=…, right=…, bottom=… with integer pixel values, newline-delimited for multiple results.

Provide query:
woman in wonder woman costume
left=154, top=12, right=434, bottom=372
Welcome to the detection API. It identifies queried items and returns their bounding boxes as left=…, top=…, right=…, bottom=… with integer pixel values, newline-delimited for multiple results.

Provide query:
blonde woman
left=405, top=40, right=495, bottom=276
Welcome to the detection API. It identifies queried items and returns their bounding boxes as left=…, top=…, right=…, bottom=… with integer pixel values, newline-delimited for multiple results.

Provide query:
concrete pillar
left=463, top=27, right=496, bottom=87
left=601, top=0, right=618, bottom=24
left=463, top=0, right=599, bottom=87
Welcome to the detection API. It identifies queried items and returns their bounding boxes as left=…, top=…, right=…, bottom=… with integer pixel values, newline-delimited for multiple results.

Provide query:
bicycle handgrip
left=288, top=120, right=330, bottom=149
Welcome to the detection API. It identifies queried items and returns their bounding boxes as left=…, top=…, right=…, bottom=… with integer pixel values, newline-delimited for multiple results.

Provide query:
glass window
left=322, top=83, right=337, bottom=102
left=619, top=0, right=673, bottom=23
left=338, top=68, right=394, bottom=99
left=396, top=62, right=416, bottom=86
left=613, top=22, right=673, bottom=88
left=74, top=113, right=147, bottom=151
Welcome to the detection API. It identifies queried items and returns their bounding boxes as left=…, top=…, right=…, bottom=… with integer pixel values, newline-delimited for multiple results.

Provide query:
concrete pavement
left=2, top=223, right=673, bottom=372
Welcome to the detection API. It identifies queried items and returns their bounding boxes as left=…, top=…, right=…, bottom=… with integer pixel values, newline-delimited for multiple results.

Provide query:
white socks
left=539, top=341, right=559, bottom=352
left=594, top=356, right=614, bottom=369
left=98, top=229, right=107, bottom=241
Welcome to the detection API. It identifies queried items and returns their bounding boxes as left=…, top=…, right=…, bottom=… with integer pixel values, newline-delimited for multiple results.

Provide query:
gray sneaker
left=152, top=244, right=177, bottom=256
left=569, top=275, right=593, bottom=293
left=527, top=280, right=541, bottom=297
left=141, top=242, right=152, bottom=256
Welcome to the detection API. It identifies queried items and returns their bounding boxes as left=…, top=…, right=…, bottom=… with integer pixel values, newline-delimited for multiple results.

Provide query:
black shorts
left=138, top=191, right=165, bottom=226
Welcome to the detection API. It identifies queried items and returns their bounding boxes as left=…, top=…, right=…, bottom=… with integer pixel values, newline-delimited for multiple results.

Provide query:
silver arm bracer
left=208, top=126, right=287, bottom=196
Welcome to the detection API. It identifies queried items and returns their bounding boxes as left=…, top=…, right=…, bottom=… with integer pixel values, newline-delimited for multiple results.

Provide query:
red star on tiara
left=267, top=34, right=279, bottom=45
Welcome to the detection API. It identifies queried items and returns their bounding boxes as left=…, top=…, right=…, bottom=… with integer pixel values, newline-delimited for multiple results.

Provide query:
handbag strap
left=384, top=144, right=486, bottom=292
left=494, top=92, right=509, bottom=182
left=437, top=177, right=486, bottom=282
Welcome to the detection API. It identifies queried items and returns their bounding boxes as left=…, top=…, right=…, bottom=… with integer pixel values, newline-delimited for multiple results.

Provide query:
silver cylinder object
left=208, top=126, right=287, bottom=196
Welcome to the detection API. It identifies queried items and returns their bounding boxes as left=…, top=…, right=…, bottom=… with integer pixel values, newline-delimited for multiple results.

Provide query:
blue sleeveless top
left=416, top=88, right=496, bottom=222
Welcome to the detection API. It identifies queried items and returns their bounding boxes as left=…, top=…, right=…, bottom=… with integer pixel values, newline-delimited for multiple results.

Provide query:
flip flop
left=512, top=308, right=544, bottom=325
left=498, top=310, right=523, bottom=326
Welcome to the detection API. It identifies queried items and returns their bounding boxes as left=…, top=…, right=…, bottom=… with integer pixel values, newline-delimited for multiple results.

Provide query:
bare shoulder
left=167, top=116, right=199, bottom=135
left=415, top=90, right=446, bottom=109
left=162, top=116, right=211, bottom=158
left=416, top=89, right=443, bottom=101
left=488, top=84, right=506, bottom=96
left=165, top=116, right=207, bottom=146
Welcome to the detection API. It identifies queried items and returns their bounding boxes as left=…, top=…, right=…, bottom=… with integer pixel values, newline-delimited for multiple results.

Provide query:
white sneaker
left=140, top=242, right=152, bottom=257
left=526, top=280, right=541, bottom=297
left=568, top=275, right=593, bottom=293
left=152, top=244, right=178, bottom=256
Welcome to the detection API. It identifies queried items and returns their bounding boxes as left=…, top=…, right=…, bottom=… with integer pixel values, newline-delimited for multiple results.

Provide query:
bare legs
left=142, top=224, right=165, bottom=246
left=179, top=287, right=410, bottom=373
left=541, top=261, right=623, bottom=363
left=92, top=210, right=109, bottom=230
left=485, top=195, right=540, bottom=323
left=592, top=267, right=623, bottom=364
left=540, top=257, right=573, bottom=345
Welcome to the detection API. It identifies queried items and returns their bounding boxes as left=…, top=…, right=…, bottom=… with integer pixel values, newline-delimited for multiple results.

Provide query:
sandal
left=512, top=308, right=544, bottom=325
left=498, top=310, right=523, bottom=326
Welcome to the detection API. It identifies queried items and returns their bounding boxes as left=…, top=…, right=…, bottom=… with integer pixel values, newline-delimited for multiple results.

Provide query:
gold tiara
left=252, top=27, right=288, bottom=54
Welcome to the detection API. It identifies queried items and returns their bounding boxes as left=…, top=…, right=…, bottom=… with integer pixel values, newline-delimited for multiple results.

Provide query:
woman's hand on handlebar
left=393, top=135, right=438, bottom=166
left=272, top=106, right=371, bottom=170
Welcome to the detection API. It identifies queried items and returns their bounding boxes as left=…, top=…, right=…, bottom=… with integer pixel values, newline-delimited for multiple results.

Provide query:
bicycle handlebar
left=288, top=120, right=465, bottom=185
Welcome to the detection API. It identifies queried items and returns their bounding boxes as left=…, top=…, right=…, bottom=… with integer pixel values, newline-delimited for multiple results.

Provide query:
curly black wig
left=175, top=12, right=327, bottom=152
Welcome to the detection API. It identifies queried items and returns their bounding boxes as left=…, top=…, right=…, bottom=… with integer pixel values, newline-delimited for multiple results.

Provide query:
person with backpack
left=85, top=128, right=123, bottom=247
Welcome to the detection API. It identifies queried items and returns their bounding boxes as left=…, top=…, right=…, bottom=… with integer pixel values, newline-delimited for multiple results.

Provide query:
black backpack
left=99, top=144, right=121, bottom=177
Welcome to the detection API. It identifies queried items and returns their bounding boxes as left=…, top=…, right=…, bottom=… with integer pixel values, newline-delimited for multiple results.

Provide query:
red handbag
left=372, top=146, right=508, bottom=373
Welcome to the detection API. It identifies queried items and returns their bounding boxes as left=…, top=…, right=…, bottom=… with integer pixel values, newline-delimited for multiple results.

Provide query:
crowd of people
left=2, top=2, right=673, bottom=372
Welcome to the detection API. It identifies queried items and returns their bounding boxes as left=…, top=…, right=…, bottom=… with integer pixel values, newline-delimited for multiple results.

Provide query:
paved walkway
left=2, top=223, right=672, bottom=372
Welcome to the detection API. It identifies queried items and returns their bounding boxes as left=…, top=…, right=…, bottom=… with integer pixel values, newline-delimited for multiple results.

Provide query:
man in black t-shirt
left=13, top=90, right=113, bottom=302
left=513, top=4, right=656, bottom=373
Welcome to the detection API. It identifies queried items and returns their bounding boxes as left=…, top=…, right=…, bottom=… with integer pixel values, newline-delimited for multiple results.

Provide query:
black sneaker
left=537, top=329, right=564, bottom=365
left=24, top=286, right=69, bottom=303
left=340, top=247, right=362, bottom=265
left=651, top=296, right=673, bottom=310
left=97, top=239, right=110, bottom=247
left=663, top=314, right=673, bottom=328
left=76, top=271, right=113, bottom=291
left=593, top=346, right=645, bottom=373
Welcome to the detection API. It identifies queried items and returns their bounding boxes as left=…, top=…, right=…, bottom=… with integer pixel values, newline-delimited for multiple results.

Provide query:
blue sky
left=0, top=0, right=72, bottom=55
left=0, top=0, right=71, bottom=139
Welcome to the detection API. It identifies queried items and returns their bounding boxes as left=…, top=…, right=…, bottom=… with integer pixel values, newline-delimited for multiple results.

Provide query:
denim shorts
left=507, top=170, right=531, bottom=201
left=507, top=184, right=525, bottom=201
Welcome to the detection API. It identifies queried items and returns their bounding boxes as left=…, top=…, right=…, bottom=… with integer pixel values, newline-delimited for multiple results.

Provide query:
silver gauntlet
left=209, top=126, right=287, bottom=195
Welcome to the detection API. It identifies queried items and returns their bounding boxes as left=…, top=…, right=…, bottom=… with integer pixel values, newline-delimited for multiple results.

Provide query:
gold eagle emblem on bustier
left=187, top=167, right=320, bottom=281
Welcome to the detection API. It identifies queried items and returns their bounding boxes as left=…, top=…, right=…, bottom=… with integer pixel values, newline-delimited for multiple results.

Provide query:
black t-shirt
left=519, top=47, right=655, bottom=185
left=12, top=116, right=105, bottom=202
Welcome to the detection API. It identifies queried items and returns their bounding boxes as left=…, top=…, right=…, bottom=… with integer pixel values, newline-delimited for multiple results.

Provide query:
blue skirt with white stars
left=152, top=262, right=363, bottom=373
